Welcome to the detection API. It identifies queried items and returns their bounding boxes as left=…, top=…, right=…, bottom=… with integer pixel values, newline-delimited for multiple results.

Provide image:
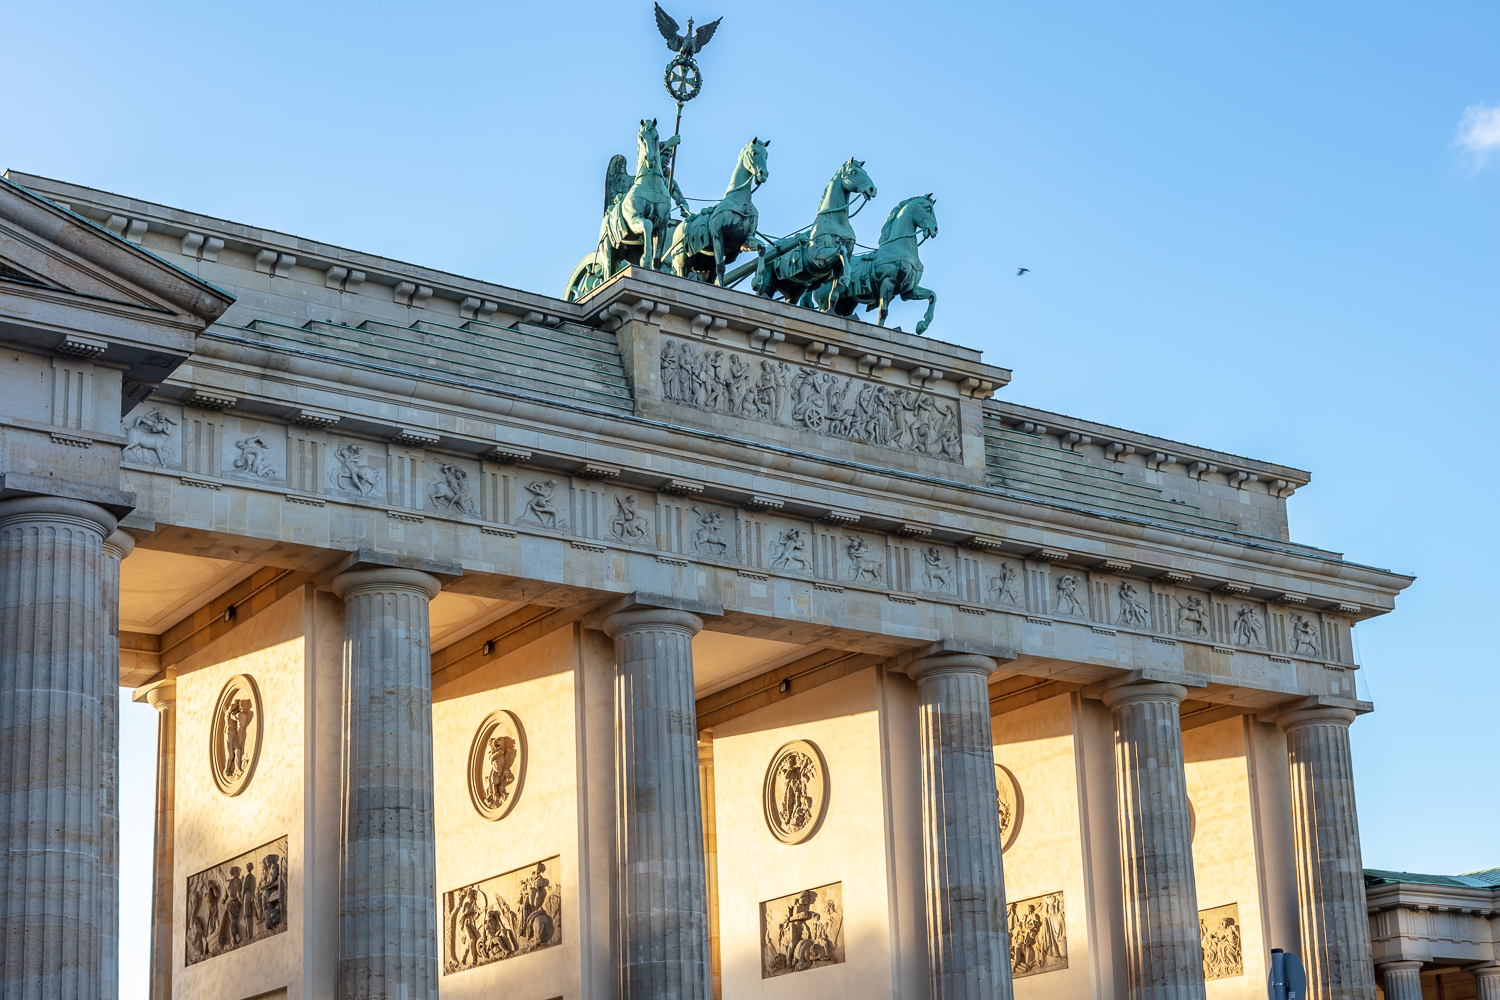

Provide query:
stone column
left=1278, top=706, right=1376, bottom=1000
left=100, top=529, right=132, bottom=1000
left=331, top=568, right=443, bottom=1000
left=0, top=495, right=116, bottom=999
left=601, top=608, right=710, bottom=1000
left=143, top=677, right=177, bottom=1000
left=1101, top=680, right=1206, bottom=1000
left=1376, top=961, right=1423, bottom=1000
left=1473, top=965, right=1500, bottom=1000
left=905, top=653, right=1014, bottom=1000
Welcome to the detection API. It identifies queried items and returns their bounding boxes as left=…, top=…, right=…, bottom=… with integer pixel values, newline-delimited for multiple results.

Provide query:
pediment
left=0, top=175, right=233, bottom=330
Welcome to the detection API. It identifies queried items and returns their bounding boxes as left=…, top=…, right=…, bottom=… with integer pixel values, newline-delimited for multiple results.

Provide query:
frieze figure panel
left=920, top=545, right=952, bottom=593
left=431, top=462, right=478, bottom=515
left=518, top=478, right=567, bottom=530
left=122, top=407, right=179, bottom=466
left=1289, top=613, right=1321, bottom=656
left=1008, top=890, right=1067, bottom=977
left=231, top=434, right=278, bottom=478
left=210, top=674, right=262, bottom=797
left=996, top=762, right=1024, bottom=853
left=1055, top=574, right=1087, bottom=617
left=1116, top=581, right=1151, bottom=628
left=185, top=837, right=288, bottom=966
left=1233, top=602, right=1265, bottom=646
left=608, top=493, right=650, bottom=542
left=989, top=562, right=1023, bottom=608
left=763, top=740, right=828, bottom=844
left=760, top=882, right=845, bottom=978
left=1200, top=902, right=1244, bottom=980
left=329, top=441, right=385, bottom=497
left=846, top=535, right=884, bottom=583
left=769, top=527, right=811, bottom=572
left=690, top=505, right=730, bottom=557
left=467, top=710, right=527, bottom=821
left=659, top=337, right=961, bottom=462
left=444, top=857, right=561, bottom=974
left=1175, top=593, right=1210, bottom=637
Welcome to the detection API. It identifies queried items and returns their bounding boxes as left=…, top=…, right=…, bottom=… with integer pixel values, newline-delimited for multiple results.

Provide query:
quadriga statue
left=669, top=137, right=769, bottom=285
left=753, top=158, right=877, bottom=309
left=812, top=194, right=939, bottom=335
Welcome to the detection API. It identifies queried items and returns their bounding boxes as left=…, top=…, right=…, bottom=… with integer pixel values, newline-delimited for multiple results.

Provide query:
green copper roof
left=1365, top=868, right=1500, bottom=889
left=983, top=414, right=1239, bottom=534
left=230, top=315, right=633, bottom=413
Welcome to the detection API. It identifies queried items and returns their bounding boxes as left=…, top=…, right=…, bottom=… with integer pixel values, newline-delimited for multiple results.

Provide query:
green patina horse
left=598, top=118, right=679, bottom=276
left=814, top=194, right=939, bottom=335
left=670, top=137, right=770, bottom=285
left=753, top=158, right=877, bottom=308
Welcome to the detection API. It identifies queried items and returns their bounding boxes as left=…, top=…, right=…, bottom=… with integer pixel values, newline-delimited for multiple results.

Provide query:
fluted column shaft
left=144, top=678, right=177, bottom=1000
left=100, top=530, right=132, bottom=1000
left=905, top=653, right=1013, bottom=1000
left=0, top=496, right=116, bottom=999
left=1377, top=961, right=1423, bottom=1000
left=1279, top=707, right=1376, bottom=1000
left=602, top=608, right=710, bottom=1000
left=1102, top=681, right=1206, bottom=1000
left=332, top=568, right=443, bottom=1000
left=1474, top=965, right=1500, bottom=1000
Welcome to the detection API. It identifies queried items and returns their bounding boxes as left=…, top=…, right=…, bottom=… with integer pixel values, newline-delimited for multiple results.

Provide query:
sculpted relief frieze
left=210, top=674, right=262, bottom=797
left=1008, top=890, right=1067, bottom=978
left=1200, top=902, right=1244, bottom=980
left=760, top=882, right=845, bottom=978
left=996, top=763, right=1024, bottom=853
left=444, top=857, right=561, bottom=974
left=659, top=337, right=962, bottom=462
left=467, top=710, right=526, bottom=822
left=763, top=740, right=828, bottom=845
left=122, top=407, right=179, bottom=466
left=186, top=836, right=288, bottom=966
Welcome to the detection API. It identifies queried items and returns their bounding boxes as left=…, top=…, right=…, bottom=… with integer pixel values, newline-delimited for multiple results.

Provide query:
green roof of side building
left=1364, top=867, right=1500, bottom=889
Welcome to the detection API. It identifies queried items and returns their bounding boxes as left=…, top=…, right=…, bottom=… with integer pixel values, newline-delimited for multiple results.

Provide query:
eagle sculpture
left=654, top=3, right=721, bottom=59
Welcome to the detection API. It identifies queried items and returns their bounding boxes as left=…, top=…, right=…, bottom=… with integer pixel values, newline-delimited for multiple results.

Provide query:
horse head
left=880, top=194, right=939, bottom=245
left=743, top=137, right=770, bottom=186
left=912, top=193, right=938, bottom=240
left=839, top=158, right=877, bottom=201
left=637, top=118, right=662, bottom=170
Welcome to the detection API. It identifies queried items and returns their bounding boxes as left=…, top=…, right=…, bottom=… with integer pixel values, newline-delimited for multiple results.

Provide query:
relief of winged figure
left=654, top=3, right=722, bottom=59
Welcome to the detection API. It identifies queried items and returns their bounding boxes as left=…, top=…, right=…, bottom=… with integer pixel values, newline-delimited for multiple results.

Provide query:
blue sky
left=5, top=1, right=1496, bottom=994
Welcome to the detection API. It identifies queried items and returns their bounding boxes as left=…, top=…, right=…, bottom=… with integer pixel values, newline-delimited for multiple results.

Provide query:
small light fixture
left=223, top=605, right=236, bottom=623
left=482, top=640, right=494, bottom=657
left=778, top=679, right=790, bottom=694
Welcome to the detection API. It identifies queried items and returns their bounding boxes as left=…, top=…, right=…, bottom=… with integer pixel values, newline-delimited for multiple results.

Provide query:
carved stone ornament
left=760, top=881, right=845, bottom=978
left=467, top=710, right=527, bottom=821
left=185, top=836, right=289, bottom=966
left=995, top=762, right=1025, bottom=853
left=763, top=740, right=829, bottom=845
left=209, top=673, right=263, bottom=797
left=443, top=856, right=561, bottom=974
left=659, top=337, right=961, bottom=461
left=1200, top=902, right=1244, bottom=980
left=1008, top=890, right=1067, bottom=977
left=122, top=407, right=178, bottom=466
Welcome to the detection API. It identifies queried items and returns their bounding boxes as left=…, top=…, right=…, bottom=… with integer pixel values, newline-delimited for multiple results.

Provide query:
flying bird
left=654, top=3, right=722, bottom=59
left=1016, top=267, right=1029, bottom=276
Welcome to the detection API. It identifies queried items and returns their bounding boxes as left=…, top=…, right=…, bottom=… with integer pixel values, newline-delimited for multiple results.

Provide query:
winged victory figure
left=654, top=3, right=722, bottom=59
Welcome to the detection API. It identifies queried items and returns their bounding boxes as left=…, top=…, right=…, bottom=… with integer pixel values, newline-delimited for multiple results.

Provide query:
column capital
left=1100, top=679, right=1189, bottom=710
left=103, top=529, right=136, bottom=561
left=1378, top=960, right=1425, bottom=973
left=1277, top=704, right=1357, bottom=732
left=330, top=566, right=441, bottom=601
left=0, top=494, right=116, bottom=536
left=601, top=607, right=704, bottom=638
left=139, top=676, right=177, bottom=712
left=904, top=652, right=999, bottom=683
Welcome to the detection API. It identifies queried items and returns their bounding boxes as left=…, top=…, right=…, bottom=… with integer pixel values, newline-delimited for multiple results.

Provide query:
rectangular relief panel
left=185, top=836, right=289, bottom=966
left=659, top=337, right=963, bottom=462
left=1200, top=901, right=1244, bottom=981
left=443, top=856, right=562, bottom=975
left=760, top=881, right=845, bottom=979
left=1007, top=889, right=1067, bottom=978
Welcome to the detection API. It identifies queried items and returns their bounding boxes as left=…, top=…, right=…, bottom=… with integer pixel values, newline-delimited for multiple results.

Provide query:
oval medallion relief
left=995, top=763, right=1025, bottom=853
left=763, top=740, right=829, bottom=845
left=210, top=674, right=263, bottom=796
left=468, top=710, right=527, bottom=821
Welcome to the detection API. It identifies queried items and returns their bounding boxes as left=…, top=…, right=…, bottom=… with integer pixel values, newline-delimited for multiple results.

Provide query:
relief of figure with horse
left=566, top=118, right=939, bottom=334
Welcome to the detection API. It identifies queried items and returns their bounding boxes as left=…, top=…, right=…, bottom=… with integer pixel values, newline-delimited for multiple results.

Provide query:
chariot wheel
left=564, top=251, right=608, bottom=302
left=803, top=408, right=825, bottom=431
